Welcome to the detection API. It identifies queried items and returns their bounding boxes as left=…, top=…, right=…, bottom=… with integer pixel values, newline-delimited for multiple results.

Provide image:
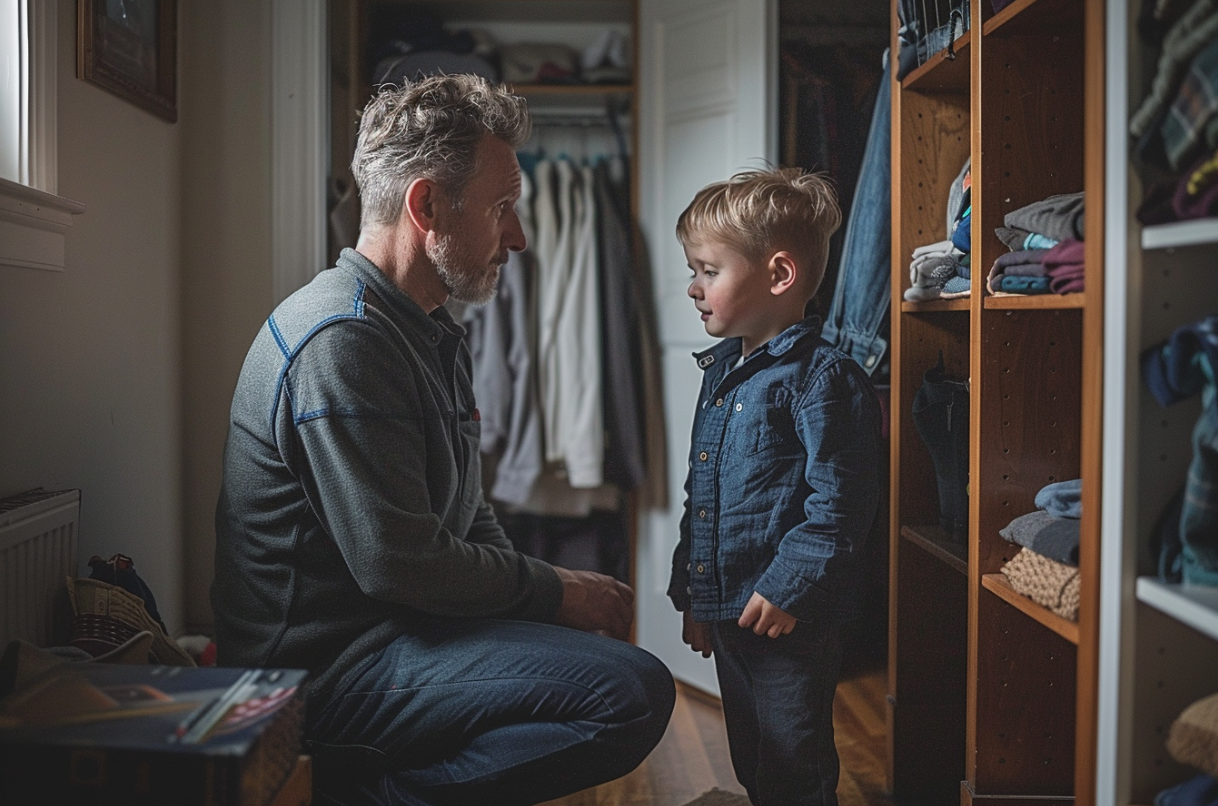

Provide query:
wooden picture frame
left=77, top=0, right=177, bottom=122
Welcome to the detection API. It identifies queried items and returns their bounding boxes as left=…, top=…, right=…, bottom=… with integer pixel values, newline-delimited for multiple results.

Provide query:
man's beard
left=429, top=230, right=504, bottom=306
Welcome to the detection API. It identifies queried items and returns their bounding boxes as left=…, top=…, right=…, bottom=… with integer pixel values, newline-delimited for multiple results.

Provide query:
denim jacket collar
left=690, top=315, right=825, bottom=372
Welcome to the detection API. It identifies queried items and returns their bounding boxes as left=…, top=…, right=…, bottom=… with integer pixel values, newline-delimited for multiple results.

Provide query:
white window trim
left=271, top=0, right=328, bottom=304
left=26, top=0, right=56, bottom=192
left=0, top=1, right=85, bottom=272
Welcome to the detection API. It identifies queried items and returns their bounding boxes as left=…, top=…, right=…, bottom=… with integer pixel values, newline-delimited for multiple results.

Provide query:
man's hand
left=553, top=567, right=634, bottom=640
left=682, top=610, right=713, bottom=657
left=738, top=591, right=796, bottom=638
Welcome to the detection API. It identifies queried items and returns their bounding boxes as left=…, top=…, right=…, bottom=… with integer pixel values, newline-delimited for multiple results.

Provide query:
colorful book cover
left=0, top=663, right=308, bottom=805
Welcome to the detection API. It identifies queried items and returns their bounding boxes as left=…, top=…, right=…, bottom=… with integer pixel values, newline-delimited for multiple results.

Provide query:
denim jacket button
left=715, top=398, right=724, bottom=407
left=696, top=564, right=705, bottom=574
left=686, top=563, right=692, bottom=571
left=699, top=451, right=708, bottom=461
left=698, top=509, right=706, bottom=519
left=735, top=402, right=743, bottom=412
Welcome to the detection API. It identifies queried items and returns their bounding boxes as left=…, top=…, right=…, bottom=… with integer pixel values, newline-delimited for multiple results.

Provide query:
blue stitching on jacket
left=265, top=281, right=368, bottom=434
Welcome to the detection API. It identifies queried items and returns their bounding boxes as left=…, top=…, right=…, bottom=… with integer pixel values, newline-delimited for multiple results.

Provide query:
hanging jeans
left=822, top=51, right=891, bottom=376
left=912, top=354, right=971, bottom=541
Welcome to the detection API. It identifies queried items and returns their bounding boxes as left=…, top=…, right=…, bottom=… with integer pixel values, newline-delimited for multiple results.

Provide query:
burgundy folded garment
left=1051, top=276, right=1086, bottom=294
left=1138, top=180, right=1180, bottom=225
left=1174, top=172, right=1218, bottom=220
left=1043, top=238, right=1084, bottom=268
left=1048, top=262, right=1085, bottom=294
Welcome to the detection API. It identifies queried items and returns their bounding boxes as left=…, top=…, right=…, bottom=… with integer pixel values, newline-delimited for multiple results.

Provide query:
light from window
left=0, top=0, right=28, bottom=185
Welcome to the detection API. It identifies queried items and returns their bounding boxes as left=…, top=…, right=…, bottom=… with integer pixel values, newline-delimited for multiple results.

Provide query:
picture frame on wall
left=77, top=0, right=177, bottom=123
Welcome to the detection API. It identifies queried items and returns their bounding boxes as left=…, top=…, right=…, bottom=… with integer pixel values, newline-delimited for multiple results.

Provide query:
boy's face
left=684, top=239, right=779, bottom=347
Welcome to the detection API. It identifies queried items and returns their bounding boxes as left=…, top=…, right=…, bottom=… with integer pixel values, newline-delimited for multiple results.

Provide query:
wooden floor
left=542, top=667, right=894, bottom=806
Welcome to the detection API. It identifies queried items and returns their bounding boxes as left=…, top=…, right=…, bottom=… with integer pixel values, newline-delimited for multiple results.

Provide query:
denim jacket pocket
left=751, top=386, right=799, bottom=456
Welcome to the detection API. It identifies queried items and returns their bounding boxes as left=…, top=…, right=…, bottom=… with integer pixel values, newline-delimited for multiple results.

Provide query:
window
left=0, top=0, right=84, bottom=272
left=0, top=0, right=28, bottom=184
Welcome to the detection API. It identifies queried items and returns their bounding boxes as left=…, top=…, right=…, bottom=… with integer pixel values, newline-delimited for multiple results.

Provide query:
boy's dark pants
left=711, top=617, right=844, bottom=806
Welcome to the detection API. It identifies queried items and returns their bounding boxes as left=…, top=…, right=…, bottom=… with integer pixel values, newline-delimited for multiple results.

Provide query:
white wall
left=0, top=0, right=184, bottom=630
left=179, top=0, right=273, bottom=632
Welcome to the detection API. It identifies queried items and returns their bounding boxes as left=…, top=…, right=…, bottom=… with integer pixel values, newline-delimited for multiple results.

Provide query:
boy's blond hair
left=676, top=167, right=842, bottom=298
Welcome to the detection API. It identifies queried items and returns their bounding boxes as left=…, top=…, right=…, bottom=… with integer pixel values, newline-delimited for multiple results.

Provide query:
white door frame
left=270, top=0, right=328, bottom=305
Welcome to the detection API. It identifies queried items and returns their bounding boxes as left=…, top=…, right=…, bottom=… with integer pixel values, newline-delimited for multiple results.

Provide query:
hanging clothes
left=467, top=150, right=650, bottom=523
left=822, top=50, right=892, bottom=375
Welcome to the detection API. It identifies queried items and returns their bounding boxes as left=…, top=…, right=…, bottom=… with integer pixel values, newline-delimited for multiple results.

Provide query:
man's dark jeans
left=711, top=618, right=845, bottom=806
left=305, top=619, right=676, bottom=806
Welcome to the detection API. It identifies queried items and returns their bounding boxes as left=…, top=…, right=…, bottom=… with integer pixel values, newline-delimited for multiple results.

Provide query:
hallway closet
left=328, top=0, right=654, bottom=589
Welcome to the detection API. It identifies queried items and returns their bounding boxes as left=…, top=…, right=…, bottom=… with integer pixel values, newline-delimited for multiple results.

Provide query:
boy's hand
left=738, top=592, right=797, bottom=638
left=682, top=610, right=714, bottom=657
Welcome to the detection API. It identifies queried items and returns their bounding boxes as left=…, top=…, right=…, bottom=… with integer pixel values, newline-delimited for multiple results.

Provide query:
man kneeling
left=212, top=74, right=674, bottom=806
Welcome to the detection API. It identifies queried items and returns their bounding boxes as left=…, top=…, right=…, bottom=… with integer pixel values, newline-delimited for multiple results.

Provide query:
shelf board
left=403, top=1, right=633, bottom=25
left=901, top=31, right=970, bottom=93
left=901, top=297, right=971, bottom=313
left=900, top=524, right=968, bottom=576
left=982, top=0, right=1084, bottom=38
left=1141, top=218, right=1218, bottom=250
left=511, top=83, right=633, bottom=96
left=983, top=293, right=1085, bottom=310
left=1136, top=577, right=1218, bottom=642
left=982, top=573, right=1080, bottom=645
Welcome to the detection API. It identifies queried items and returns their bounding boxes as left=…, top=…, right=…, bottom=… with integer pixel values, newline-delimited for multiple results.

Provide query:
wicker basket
left=66, top=577, right=195, bottom=666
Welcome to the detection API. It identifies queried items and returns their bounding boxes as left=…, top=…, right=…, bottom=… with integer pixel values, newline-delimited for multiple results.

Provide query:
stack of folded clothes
left=987, top=192, right=1086, bottom=297
left=997, top=479, right=1082, bottom=621
left=1133, top=0, right=1218, bottom=227
left=905, top=159, right=972, bottom=301
left=1153, top=691, right=1218, bottom=806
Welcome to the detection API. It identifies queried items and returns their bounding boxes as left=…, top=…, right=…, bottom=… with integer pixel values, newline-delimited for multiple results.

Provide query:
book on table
left=0, top=662, right=308, bottom=806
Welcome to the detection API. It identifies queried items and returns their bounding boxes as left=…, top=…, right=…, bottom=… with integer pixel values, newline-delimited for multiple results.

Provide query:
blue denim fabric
left=667, top=317, right=883, bottom=623
left=1143, top=315, right=1218, bottom=587
left=1153, top=772, right=1218, bottom=806
left=306, top=619, right=675, bottom=806
left=821, top=52, right=891, bottom=376
left=711, top=617, right=844, bottom=806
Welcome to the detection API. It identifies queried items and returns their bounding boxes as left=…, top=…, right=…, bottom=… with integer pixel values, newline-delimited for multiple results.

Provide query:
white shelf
left=1141, top=218, right=1218, bottom=250
left=1136, top=577, right=1218, bottom=641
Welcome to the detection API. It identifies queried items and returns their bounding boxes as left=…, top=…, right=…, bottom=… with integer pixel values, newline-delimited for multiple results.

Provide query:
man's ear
left=403, top=177, right=440, bottom=234
left=769, top=251, right=799, bottom=296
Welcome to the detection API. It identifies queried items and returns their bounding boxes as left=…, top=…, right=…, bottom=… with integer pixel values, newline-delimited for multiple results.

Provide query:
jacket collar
left=338, top=248, right=465, bottom=342
left=690, top=315, right=824, bottom=371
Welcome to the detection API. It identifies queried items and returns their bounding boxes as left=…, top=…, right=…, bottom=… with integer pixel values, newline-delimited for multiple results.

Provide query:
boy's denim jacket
left=668, top=317, right=883, bottom=623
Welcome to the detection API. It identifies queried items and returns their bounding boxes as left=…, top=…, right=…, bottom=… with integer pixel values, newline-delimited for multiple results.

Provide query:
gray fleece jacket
left=212, top=248, right=564, bottom=705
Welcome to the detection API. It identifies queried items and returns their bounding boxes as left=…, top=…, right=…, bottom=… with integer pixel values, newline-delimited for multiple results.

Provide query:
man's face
left=428, top=135, right=526, bottom=305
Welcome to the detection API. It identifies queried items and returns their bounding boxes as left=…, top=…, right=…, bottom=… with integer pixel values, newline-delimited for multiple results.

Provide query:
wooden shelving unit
left=983, top=573, right=1080, bottom=645
left=902, top=524, right=968, bottom=576
left=1095, top=8, right=1218, bottom=798
left=983, top=294, right=1086, bottom=310
left=887, top=0, right=1102, bottom=802
left=1136, top=579, right=1218, bottom=643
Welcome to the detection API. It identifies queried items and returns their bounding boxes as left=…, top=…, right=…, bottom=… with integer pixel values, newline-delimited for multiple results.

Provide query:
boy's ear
left=769, top=251, right=799, bottom=296
left=403, top=177, right=440, bottom=234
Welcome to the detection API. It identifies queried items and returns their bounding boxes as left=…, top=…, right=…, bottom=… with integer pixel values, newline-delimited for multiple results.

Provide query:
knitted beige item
left=1167, top=692, right=1218, bottom=777
left=67, top=577, right=195, bottom=666
left=1000, top=548, right=1081, bottom=621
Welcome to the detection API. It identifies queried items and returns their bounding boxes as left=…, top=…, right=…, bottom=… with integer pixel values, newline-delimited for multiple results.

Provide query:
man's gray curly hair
left=352, top=73, right=531, bottom=230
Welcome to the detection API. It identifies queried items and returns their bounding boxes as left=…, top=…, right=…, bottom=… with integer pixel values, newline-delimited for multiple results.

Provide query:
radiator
left=0, top=488, right=80, bottom=649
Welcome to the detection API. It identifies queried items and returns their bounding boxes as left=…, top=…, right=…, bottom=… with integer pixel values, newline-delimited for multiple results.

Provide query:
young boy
left=668, top=168, right=883, bottom=806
